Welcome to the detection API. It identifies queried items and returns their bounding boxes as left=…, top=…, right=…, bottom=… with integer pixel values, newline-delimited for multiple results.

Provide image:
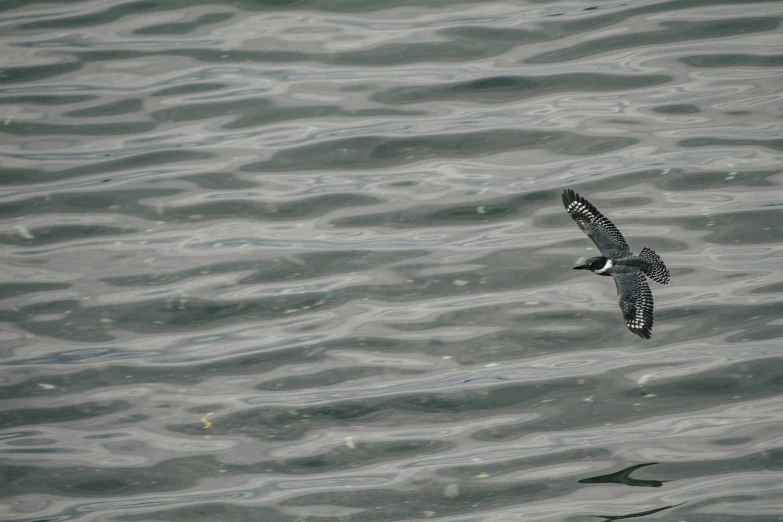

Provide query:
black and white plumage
left=639, top=246, right=670, bottom=285
left=562, top=189, right=630, bottom=258
left=563, top=189, right=670, bottom=339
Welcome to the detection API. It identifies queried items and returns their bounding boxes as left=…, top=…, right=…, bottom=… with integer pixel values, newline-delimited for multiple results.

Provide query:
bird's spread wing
left=613, top=270, right=654, bottom=339
left=563, top=189, right=630, bottom=257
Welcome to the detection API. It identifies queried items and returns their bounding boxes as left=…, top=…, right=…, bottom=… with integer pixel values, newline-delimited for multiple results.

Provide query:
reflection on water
left=1, top=0, right=782, bottom=521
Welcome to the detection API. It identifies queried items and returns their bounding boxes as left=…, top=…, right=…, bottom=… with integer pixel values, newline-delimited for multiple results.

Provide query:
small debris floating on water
left=15, top=225, right=35, bottom=239
left=201, top=412, right=215, bottom=429
left=444, top=483, right=460, bottom=499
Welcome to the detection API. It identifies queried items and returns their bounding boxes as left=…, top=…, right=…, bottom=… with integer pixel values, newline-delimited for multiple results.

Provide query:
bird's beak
left=573, top=263, right=591, bottom=270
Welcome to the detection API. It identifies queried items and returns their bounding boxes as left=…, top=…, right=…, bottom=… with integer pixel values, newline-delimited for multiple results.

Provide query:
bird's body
left=562, top=189, right=670, bottom=339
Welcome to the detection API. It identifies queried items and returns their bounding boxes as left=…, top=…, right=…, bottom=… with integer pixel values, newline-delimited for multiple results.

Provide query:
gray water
left=1, top=1, right=782, bottom=521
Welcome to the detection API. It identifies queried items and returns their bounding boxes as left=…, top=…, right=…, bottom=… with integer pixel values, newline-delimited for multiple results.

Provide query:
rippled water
left=2, top=1, right=783, bottom=521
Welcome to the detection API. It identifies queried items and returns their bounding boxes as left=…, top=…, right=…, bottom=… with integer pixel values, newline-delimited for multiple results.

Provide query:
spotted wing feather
left=563, top=189, right=630, bottom=258
left=613, top=270, right=654, bottom=339
left=639, top=247, right=670, bottom=285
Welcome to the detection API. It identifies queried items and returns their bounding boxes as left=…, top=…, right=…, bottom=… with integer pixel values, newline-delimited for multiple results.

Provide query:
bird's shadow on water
left=579, top=462, right=665, bottom=488
left=578, top=463, right=685, bottom=520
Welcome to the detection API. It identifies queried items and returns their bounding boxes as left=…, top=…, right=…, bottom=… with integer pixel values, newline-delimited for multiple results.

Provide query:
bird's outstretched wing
left=613, top=270, right=654, bottom=339
left=563, top=189, right=630, bottom=258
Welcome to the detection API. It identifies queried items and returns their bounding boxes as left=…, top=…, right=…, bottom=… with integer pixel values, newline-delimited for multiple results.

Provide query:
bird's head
left=573, top=256, right=610, bottom=272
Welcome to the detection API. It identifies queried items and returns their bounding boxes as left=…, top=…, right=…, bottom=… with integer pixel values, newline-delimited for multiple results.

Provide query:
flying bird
left=563, top=189, right=670, bottom=338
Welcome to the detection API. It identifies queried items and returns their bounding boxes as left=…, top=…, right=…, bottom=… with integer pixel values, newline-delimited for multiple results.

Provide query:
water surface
left=1, top=1, right=782, bottom=521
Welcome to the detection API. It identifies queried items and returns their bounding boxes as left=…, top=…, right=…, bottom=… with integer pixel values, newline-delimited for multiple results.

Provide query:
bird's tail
left=640, top=247, right=670, bottom=285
